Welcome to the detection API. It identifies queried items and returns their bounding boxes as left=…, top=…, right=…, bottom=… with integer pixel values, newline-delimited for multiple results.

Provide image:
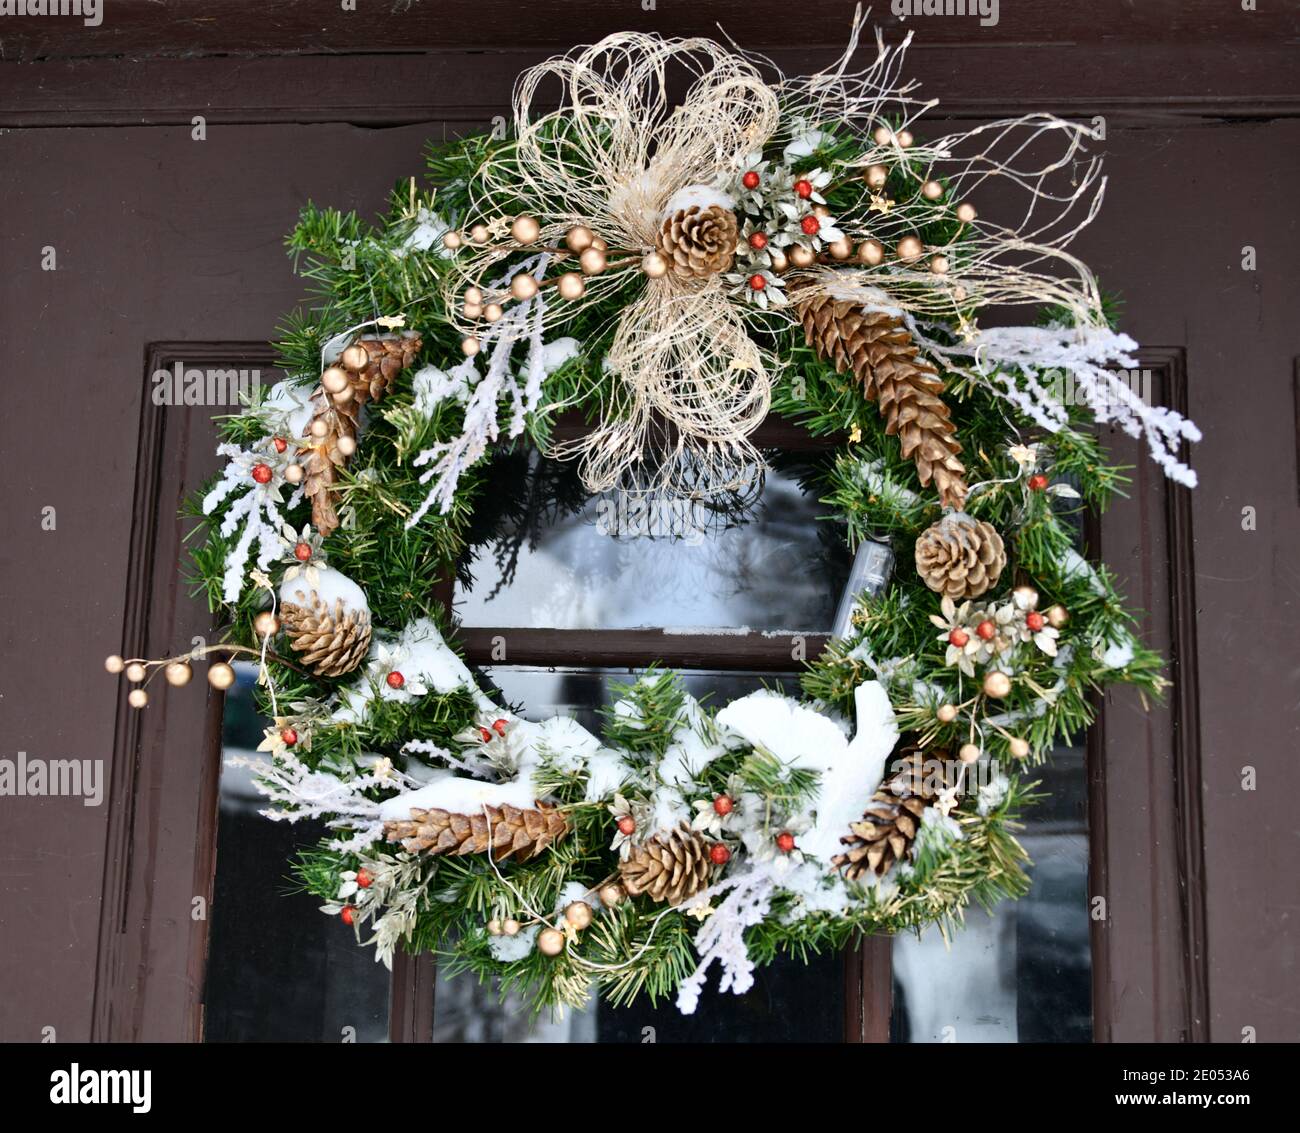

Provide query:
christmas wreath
left=106, top=16, right=1199, bottom=1014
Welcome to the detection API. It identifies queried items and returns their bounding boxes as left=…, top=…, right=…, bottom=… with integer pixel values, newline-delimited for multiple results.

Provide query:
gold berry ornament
left=340, top=343, right=369, bottom=371
left=959, top=742, right=981, bottom=764
left=564, top=225, right=594, bottom=252
left=461, top=336, right=480, bottom=357
left=864, top=163, right=888, bottom=189
left=564, top=901, right=593, bottom=930
left=469, top=223, right=489, bottom=244
left=128, top=689, right=149, bottom=709
left=578, top=246, right=607, bottom=275
left=510, top=215, right=541, bottom=244
left=557, top=272, right=585, bottom=300
left=896, top=235, right=923, bottom=261
left=125, top=662, right=147, bottom=683
left=207, top=661, right=236, bottom=690
left=487, top=918, right=503, bottom=936
left=321, top=366, right=349, bottom=395
left=441, top=231, right=461, bottom=250
left=537, top=928, right=566, bottom=956
left=641, top=251, right=669, bottom=278
left=789, top=244, right=816, bottom=268
left=922, top=179, right=943, bottom=200
left=284, top=463, right=304, bottom=485
left=936, top=703, right=958, bottom=723
left=598, top=883, right=626, bottom=908
left=1046, top=604, right=1070, bottom=629
left=983, top=671, right=1012, bottom=699
left=253, top=611, right=280, bottom=637
left=955, top=202, right=977, bottom=223
left=858, top=239, right=884, bottom=266
left=164, top=661, right=193, bottom=687
left=1008, top=737, right=1031, bottom=759
left=829, top=237, right=854, bottom=261
left=509, top=274, right=538, bottom=301
left=929, top=255, right=950, bottom=275
left=483, top=303, right=503, bottom=322
left=502, top=918, right=521, bottom=936
left=895, top=129, right=914, bottom=148
left=104, top=654, right=125, bottom=674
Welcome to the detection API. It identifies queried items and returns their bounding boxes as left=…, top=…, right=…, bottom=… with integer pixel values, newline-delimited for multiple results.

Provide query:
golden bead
left=929, top=254, right=950, bottom=275
left=598, top=884, right=626, bottom=908
left=641, top=251, right=669, bottom=278
left=578, top=246, right=607, bottom=275
left=768, top=247, right=789, bottom=272
left=955, top=202, right=977, bottom=224
left=510, top=273, right=539, bottom=300
left=1046, top=604, right=1070, bottom=629
left=483, top=303, right=503, bottom=322
left=469, top=223, right=489, bottom=244
left=983, top=671, right=1012, bottom=699
left=284, top=463, right=304, bottom=485
left=253, top=611, right=280, bottom=637
left=872, top=125, right=892, bottom=145
left=125, top=663, right=147, bottom=683
left=331, top=383, right=354, bottom=405
left=1009, top=737, right=1031, bottom=759
left=463, top=302, right=482, bottom=319
left=510, top=215, right=540, bottom=244
left=952, top=285, right=968, bottom=302
left=896, top=129, right=914, bottom=148
left=128, top=689, right=149, bottom=709
left=321, top=366, right=349, bottom=395
left=789, top=244, right=816, bottom=268
left=486, top=918, right=503, bottom=936
left=864, top=164, right=888, bottom=190
left=936, top=703, right=958, bottom=724
left=340, top=344, right=369, bottom=372
left=441, top=231, right=462, bottom=250
left=564, top=225, right=594, bottom=253
left=464, top=285, right=483, bottom=305
left=557, top=272, right=586, bottom=300
left=897, top=235, right=924, bottom=261
left=207, top=661, right=236, bottom=690
left=164, top=661, right=193, bottom=687
left=564, top=901, right=593, bottom=930
left=104, top=654, right=125, bottom=674
left=309, top=418, right=329, bottom=439
left=502, top=918, right=521, bottom=936
left=461, top=336, right=480, bottom=357
left=858, top=239, right=885, bottom=266
left=922, top=180, right=943, bottom=201
left=336, top=435, right=357, bottom=458
left=829, top=237, right=854, bottom=261
left=959, top=742, right=981, bottom=764
left=537, top=928, right=565, bottom=957
left=590, top=236, right=608, bottom=252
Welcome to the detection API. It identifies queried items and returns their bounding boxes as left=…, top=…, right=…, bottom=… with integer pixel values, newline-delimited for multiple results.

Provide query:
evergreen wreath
left=105, top=15, right=1199, bottom=1015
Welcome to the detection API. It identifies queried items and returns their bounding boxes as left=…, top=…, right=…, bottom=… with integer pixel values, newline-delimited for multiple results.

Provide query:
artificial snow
left=280, top=565, right=369, bottom=616
left=488, top=925, right=539, bottom=962
left=377, top=770, right=539, bottom=820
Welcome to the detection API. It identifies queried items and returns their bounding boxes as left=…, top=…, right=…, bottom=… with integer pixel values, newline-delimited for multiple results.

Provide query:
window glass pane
left=203, top=663, right=391, bottom=1042
left=456, top=455, right=850, bottom=632
left=430, top=666, right=847, bottom=1043
left=889, top=741, right=1091, bottom=1043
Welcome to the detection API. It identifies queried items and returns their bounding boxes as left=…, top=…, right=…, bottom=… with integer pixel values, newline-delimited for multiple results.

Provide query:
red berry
left=617, top=815, right=636, bottom=836
left=742, top=170, right=761, bottom=190
left=385, top=670, right=405, bottom=689
left=272, top=436, right=288, bottom=453
left=251, top=462, right=273, bottom=484
left=356, top=869, right=372, bottom=889
left=1028, top=474, right=1049, bottom=491
left=749, top=273, right=767, bottom=291
left=800, top=214, right=821, bottom=236
left=478, top=726, right=493, bottom=743
left=709, top=843, right=731, bottom=865
left=976, top=620, right=996, bottom=641
left=748, top=231, right=768, bottom=250
left=340, top=907, right=354, bottom=926
left=948, top=628, right=969, bottom=648
left=492, top=718, right=508, bottom=736
left=776, top=831, right=796, bottom=854
left=280, top=728, right=298, bottom=747
left=713, top=794, right=734, bottom=816
left=1026, top=611, right=1046, bottom=632
left=794, top=178, right=813, bottom=199
left=294, top=542, right=312, bottom=562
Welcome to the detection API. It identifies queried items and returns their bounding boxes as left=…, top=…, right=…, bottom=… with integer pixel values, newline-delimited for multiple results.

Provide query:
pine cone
left=833, top=747, right=953, bottom=881
left=915, top=514, right=1006, bottom=599
left=655, top=205, right=739, bottom=281
left=340, top=331, right=423, bottom=405
left=384, top=801, right=568, bottom=861
left=618, top=824, right=714, bottom=905
left=795, top=296, right=968, bottom=510
left=301, top=399, right=357, bottom=539
left=280, top=589, right=372, bottom=677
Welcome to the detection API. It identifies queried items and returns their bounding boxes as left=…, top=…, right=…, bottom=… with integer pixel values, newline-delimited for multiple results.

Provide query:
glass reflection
left=203, top=663, right=391, bottom=1043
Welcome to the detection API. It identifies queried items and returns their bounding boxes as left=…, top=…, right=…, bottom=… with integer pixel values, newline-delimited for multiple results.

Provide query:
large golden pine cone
left=655, top=205, right=739, bottom=281
left=833, top=747, right=953, bottom=880
left=384, top=801, right=568, bottom=861
left=618, top=824, right=714, bottom=905
left=339, top=331, right=423, bottom=405
left=915, top=514, right=1006, bottom=599
left=280, top=590, right=372, bottom=677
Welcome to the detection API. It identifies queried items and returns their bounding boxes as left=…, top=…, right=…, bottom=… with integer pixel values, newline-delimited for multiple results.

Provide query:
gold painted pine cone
left=915, top=514, right=1006, bottom=599
left=280, top=591, right=373, bottom=677
left=655, top=204, right=739, bottom=281
left=618, top=823, right=714, bottom=905
left=384, top=801, right=568, bottom=861
left=833, top=747, right=953, bottom=880
left=341, top=331, right=423, bottom=404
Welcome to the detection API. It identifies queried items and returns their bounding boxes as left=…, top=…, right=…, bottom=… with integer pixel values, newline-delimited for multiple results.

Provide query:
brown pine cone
left=914, top=514, right=1006, bottom=599
left=339, top=331, right=422, bottom=405
left=619, top=824, right=714, bottom=905
left=833, top=747, right=953, bottom=880
left=280, top=588, right=372, bottom=678
left=655, top=205, right=739, bottom=281
left=384, top=801, right=568, bottom=861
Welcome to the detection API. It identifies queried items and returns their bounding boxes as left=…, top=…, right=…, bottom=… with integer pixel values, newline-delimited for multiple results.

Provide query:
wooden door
left=1, top=1, right=1296, bottom=1043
